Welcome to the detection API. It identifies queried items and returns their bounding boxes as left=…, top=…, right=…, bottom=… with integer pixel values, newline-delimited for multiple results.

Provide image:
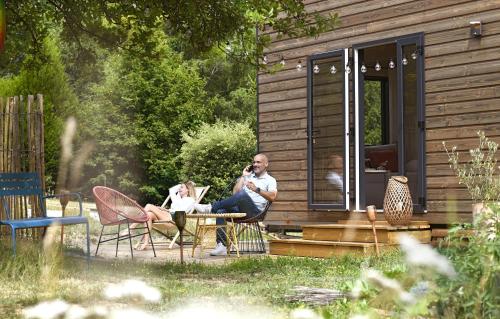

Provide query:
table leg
left=191, top=217, right=200, bottom=257
left=230, top=218, right=240, bottom=257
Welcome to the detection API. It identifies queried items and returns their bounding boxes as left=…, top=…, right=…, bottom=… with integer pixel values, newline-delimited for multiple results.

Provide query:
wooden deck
left=269, top=220, right=431, bottom=258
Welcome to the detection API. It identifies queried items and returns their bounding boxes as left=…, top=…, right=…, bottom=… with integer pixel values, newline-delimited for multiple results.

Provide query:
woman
left=134, top=181, right=197, bottom=250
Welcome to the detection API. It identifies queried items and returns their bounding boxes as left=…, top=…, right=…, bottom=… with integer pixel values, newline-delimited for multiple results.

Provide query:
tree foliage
left=4, top=0, right=339, bottom=69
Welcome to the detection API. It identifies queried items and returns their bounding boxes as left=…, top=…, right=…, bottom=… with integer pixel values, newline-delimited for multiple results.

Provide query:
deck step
left=269, top=239, right=396, bottom=258
left=302, top=221, right=431, bottom=244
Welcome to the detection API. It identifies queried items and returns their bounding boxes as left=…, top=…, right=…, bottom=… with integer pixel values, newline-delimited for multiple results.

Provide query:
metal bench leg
left=11, top=226, right=16, bottom=256
left=85, top=221, right=91, bottom=265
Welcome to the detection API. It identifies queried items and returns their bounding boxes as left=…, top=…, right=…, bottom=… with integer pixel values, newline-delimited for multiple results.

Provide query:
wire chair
left=92, top=186, right=156, bottom=258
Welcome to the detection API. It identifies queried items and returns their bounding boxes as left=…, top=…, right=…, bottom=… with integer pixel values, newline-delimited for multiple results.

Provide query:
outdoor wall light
left=470, top=21, right=482, bottom=37
left=313, top=64, right=320, bottom=74
left=296, top=60, right=303, bottom=71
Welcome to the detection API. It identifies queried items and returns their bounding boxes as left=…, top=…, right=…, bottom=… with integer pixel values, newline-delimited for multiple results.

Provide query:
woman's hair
left=183, top=181, right=197, bottom=198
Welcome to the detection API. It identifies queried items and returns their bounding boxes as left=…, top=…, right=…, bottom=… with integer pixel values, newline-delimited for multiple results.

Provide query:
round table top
left=186, top=213, right=247, bottom=219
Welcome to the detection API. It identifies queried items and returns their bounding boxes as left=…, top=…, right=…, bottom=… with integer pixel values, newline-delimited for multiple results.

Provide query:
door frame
left=353, top=32, right=426, bottom=212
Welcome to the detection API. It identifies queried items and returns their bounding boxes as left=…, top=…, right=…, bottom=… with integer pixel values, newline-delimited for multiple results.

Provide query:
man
left=194, top=153, right=278, bottom=256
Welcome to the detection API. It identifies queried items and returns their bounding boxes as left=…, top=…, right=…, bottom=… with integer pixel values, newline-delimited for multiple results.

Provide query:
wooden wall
left=258, top=0, right=500, bottom=226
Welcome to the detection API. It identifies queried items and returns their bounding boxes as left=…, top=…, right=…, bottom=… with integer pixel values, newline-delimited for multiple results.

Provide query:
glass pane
left=402, top=44, right=418, bottom=203
left=364, top=80, right=382, bottom=145
left=311, top=55, right=344, bottom=205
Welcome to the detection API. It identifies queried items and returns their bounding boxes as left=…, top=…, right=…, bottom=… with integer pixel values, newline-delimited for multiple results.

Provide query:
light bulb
left=360, top=63, right=367, bottom=73
left=345, top=64, right=351, bottom=74
left=389, top=59, right=395, bottom=69
left=280, top=56, right=286, bottom=66
left=375, top=61, right=381, bottom=71
left=262, top=55, right=268, bottom=65
left=402, top=57, right=408, bottom=65
left=330, top=65, right=337, bottom=74
left=313, top=64, right=320, bottom=74
left=296, top=60, right=303, bottom=71
left=411, top=51, right=418, bottom=60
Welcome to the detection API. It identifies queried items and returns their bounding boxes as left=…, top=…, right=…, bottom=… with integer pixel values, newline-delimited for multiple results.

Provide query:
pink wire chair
left=92, top=186, right=156, bottom=258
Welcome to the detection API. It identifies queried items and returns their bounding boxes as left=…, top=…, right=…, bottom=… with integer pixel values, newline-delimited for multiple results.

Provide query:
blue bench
left=0, top=172, right=90, bottom=261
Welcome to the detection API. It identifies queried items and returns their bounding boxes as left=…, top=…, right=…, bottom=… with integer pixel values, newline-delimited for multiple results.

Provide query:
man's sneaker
left=209, top=242, right=227, bottom=256
left=194, top=204, right=212, bottom=214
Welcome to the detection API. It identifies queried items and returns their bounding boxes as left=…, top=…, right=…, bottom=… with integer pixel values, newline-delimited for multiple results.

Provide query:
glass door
left=397, top=35, right=426, bottom=211
left=307, top=49, right=349, bottom=210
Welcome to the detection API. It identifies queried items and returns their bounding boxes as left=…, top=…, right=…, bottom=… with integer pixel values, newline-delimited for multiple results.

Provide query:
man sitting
left=194, top=153, right=278, bottom=256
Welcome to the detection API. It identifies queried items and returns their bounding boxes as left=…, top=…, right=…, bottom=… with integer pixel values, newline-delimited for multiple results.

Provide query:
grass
left=0, top=199, right=412, bottom=318
left=0, top=236, right=408, bottom=318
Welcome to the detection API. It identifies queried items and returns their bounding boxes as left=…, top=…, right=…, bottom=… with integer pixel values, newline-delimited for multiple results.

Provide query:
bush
left=437, top=203, right=500, bottom=318
left=177, top=121, right=256, bottom=202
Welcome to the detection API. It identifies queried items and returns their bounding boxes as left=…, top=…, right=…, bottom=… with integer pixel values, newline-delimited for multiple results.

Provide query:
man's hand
left=242, top=165, right=252, bottom=177
left=245, top=181, right=258, bottom=192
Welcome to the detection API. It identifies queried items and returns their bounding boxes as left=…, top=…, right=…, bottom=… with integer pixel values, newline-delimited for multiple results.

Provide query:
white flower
left=398, top=234, right=456, bottom=278
left=364, top=269, right=415, bottom=305
left=103, top=279, right=161, bottom=303
left=23, top=299, right=70, bottom=319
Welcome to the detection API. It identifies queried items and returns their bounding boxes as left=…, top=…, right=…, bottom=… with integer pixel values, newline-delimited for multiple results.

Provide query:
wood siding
left=259, top=0, right=500, bottom=225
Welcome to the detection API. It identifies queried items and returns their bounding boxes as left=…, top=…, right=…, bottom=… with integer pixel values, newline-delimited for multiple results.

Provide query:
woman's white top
left=168, top=184, right=195, bottom=213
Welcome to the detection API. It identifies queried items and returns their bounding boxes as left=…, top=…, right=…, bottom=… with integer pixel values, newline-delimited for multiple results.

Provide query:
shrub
left=437, top=203, right=500, bottom=318
left=177, top=121, right=256, bottom=202
left=443, top=131, right=500, bottom=202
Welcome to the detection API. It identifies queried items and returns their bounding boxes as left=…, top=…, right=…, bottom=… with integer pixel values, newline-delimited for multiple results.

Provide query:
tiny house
left=258, top=0, right=500, bottom=230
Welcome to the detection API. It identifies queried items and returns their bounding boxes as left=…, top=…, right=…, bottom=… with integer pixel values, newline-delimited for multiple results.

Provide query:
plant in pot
left=443, top=131, right=500, bottom=221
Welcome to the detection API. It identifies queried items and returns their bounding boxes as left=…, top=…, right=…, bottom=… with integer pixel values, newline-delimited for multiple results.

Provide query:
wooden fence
left=0, top=95, right=45, bottom=236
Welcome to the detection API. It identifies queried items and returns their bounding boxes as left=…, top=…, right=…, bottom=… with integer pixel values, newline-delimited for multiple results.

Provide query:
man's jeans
left=211, top=189, right=261, bottom=245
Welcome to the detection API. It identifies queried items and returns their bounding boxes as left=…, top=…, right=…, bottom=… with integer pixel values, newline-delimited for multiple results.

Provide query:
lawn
left=0, top=232, right=407, bottom=319
left=1, top=200, right=497, bottom=318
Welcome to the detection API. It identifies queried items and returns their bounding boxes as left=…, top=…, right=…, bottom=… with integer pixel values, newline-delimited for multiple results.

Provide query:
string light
left=375, top=61, right=381, bottom=71
left=330, top=65, right=337, bottom=74
left=411, top=51, right=418, bottom=60
left=360, top=63, right=367, bottom=73
left=402, top=56, right=408, bottom=65
left=345, top=64, right=351, bottom=74
left=389, top=59, right=395, bottom=69
left=313, top=64, right=320, bottom=74
left=280, top=56, right=286, bottom=66
left=296, top=60, right=303, bottom=71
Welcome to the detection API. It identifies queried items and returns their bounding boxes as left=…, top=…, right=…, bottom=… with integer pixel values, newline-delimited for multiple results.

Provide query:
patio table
left=188, top=213, right=246, bottom=258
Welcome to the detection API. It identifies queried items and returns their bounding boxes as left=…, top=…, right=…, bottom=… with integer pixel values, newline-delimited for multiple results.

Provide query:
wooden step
left=303, top=221, right=431, bottom=244
left=269, top=239, right=396, bottom=258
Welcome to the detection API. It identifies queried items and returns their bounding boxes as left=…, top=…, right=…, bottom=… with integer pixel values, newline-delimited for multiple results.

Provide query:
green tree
left=79, top=29, right=211, bottom=202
